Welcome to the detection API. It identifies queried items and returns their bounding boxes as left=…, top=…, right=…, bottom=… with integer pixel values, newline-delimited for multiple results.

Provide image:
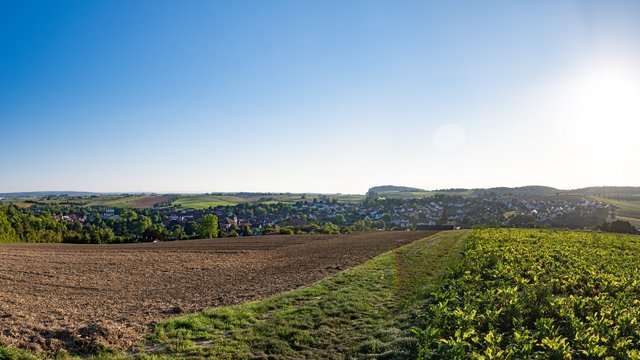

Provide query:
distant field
left=2, top=193, right=365, bottom=210
left=0, top=199, right=32, bottom=208
left=516, top=194, right=587, bottom=201
left=171, top=193, right=365, bottom=209
left=172, top=195, right=248, bottom=209
left=592, top=195, right=640, bottom=218
left=86, top=195, right=171, bottom=209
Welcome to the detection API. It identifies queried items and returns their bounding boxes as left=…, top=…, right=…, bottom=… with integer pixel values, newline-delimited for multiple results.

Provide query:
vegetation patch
left=171, top=195, right=244, bottom=209
left=415, top=228, right=640, bottom=358
left=593, top=195, right=640, bottom=219
left=146, top=231, right=467, bottom=359
left=85, top=196, right=172, bottom=209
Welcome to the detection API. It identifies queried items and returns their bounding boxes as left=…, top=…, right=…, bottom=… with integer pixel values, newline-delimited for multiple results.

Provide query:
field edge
left=140, top=230, right=469, bottom=359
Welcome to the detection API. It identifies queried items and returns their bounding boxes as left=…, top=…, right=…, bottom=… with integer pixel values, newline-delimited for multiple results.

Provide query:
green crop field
left=415, top=228, right=640, bottom=358
left=171, top=195, right=246, bottom=209
left=86, top=195, right=170, bottom=209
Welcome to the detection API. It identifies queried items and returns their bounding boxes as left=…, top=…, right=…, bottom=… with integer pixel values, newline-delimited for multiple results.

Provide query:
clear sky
left=1, top=0, right=639, bottom=194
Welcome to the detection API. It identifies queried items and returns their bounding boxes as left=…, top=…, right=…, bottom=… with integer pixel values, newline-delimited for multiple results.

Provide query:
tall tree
left=198, top=214, right=219, bottom=239
left=0, top=210, right=19, bottom=243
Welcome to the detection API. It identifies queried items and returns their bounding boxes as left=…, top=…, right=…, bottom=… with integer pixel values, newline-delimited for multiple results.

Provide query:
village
left=127, top=195, right=615, bottom=234
left=7, top=193, right=617, bottom=243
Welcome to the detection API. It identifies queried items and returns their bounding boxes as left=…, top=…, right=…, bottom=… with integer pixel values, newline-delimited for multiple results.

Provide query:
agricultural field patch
left=86, top=195, right=171, bottom=209
left=0, top=199, right=32, bottom=208
left=171, top=193, right=365, bottom=209
left=593, top=196, right=640, bottom=219
left=0, top=231, right=435, bottom=355
left=171, top=195, right=246, bottom=209
left=415, top=228, right=640, bottom=358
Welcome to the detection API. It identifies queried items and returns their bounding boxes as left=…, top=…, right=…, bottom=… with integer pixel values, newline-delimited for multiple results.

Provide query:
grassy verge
left=143, top=230, right=468, bottom=359
left=0, top=347, right=40, bottom=360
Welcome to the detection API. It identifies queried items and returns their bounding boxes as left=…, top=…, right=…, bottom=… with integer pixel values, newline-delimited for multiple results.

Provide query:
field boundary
left=143, top=230, right=468, bottom=359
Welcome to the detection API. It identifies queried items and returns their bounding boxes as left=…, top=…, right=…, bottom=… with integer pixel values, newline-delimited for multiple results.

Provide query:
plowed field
left=0, top=231, right=435, bottom=354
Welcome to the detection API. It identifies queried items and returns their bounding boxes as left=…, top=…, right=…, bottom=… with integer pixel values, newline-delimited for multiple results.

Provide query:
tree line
left=0, top=205, right=220, bottom=244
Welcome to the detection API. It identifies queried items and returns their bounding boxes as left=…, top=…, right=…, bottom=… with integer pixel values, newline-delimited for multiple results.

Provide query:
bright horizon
left=2, top=1, right=639, bottom=194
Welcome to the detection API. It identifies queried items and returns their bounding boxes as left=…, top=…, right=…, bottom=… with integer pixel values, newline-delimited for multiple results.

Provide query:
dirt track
left=0, top=231, right=435, bottom=354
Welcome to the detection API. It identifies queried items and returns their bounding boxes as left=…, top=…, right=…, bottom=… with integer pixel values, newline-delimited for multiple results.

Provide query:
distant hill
left=474, top=186, right=561, bottom=197
left=0, top=191, right=103, bottom=199
left=367, top=185, right=426, bottom=193
left=471, top=186, right=640, bottom=198
left=368, top=185, right=561, bottom=198
left=367, top=185, right=640, bottom=200
left=568, top=187, right=640, bottom=196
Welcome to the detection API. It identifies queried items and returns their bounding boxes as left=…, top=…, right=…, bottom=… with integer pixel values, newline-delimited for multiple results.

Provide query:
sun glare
left=554, top=57, right=640, bottom=139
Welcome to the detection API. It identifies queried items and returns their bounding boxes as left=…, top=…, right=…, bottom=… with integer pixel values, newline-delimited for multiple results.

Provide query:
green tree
left=198, top=214, right=219, bottom=239
left=143, top=228, right=165, bottom=242
left=185, top=221, right=198, bottom=236
left=322, top=222, right=339, bottom=234
left=120, top=209, right=138, bottom=222
left=130, top=215, right=152, bottom=236
left=0, top=210, right=19, bottom=243
left=279, top=227, right=294, bottom=235
left=241, top=225, right=251, bottom=236
left=438, top=208, right=449, bottom=224
left=382, top=214, right=391, bottom=223
left=171, top=224, right=186, bottom=240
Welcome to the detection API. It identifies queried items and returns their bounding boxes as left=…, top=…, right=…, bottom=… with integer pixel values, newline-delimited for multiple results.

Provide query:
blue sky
left=1, top=0, right=639, bottom=193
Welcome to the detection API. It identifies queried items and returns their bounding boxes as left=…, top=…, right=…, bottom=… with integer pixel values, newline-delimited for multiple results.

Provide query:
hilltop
left=367, top=185, right=640, bottom=198
left=367, top=185, right=426, bottom=193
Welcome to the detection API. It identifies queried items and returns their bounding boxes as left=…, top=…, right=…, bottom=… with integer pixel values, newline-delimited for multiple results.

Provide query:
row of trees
left=0, top=202, right=387, bottom=244
left=596, top=220, right=639, bottom=234
left=0, top=206, right=220, bottom=244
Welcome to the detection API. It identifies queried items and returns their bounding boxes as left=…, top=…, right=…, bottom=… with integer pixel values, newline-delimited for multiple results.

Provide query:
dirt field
left=0, top=231, right=436, bottom=354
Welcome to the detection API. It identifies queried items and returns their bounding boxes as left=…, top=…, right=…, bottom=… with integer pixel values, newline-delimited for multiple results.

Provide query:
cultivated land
left=415, top=229, right=640, bottom=358
left=85, top=195, right=173, bottom=209
left=0, top=231, right=435, bottom=355
left=170, top=195, right=248, bottom=209
left=170, top=193, right=366, bottom=209
left=149, top=231, right=467, bottom=359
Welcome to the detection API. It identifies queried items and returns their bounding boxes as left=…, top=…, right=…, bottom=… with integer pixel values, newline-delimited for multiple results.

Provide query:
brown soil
left=0, top=231, right=435, bottom=355
left=127, top=195, right=173, bottom=209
